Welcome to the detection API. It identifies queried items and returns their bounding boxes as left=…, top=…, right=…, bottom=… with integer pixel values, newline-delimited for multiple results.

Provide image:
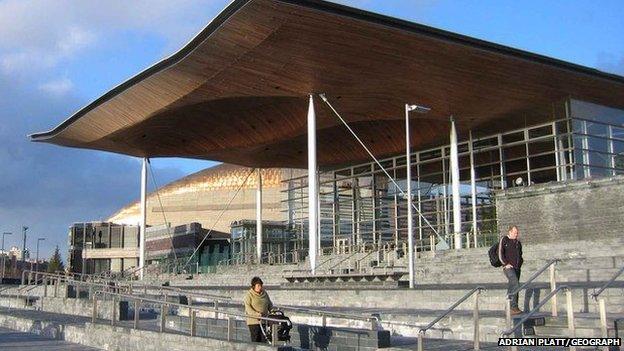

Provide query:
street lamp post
left=1, top=232, right=11, bottom=281
left=35, top=238, right=45, bottom=272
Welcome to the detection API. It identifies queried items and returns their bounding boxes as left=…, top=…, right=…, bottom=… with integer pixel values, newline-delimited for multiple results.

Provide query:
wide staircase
left=0, top=236, right=623, bottom=350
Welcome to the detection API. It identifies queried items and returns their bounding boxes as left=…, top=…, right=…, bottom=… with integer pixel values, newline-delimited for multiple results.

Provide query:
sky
left=0, top=0, right=622, bottom=259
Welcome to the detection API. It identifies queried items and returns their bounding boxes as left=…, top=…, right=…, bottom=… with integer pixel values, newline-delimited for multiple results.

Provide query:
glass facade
left=283, top=99, right=624, bottom=252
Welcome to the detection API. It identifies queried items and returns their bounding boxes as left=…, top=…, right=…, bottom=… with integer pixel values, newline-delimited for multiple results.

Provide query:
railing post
left=134, top=299, right=140, bottom=329
left=89, top=285, right=94, bottom=300
left=111, top=297, right=117, bottom=326
left=21, top=270, right=26, bottom=285
left=565, top=289, right=576, bottom=351
left=43, top=277, right=48, bottom=297
left=272, top=322, right=278, bottom=345
left=598, top=298, right=608, bottom=351
left=54, top=277, right=59, bottom=298
left=190, top=309, right=196, bottom=336
left=321, top=314, right=327, bottom=327
left=92, top=298, right=97, bottom=323
left=417, top=330, right=424, bottom=351
left=506, top=299, right=517, bottom=351
left=473, top=290, right=480, bottom=350
left=214, top=300, right=219, bottom=319
left=227, top=316, right=233, bottom=341
left=160, top=304, right=167, bottom=332
left=549, top=263, right=557, bottom=317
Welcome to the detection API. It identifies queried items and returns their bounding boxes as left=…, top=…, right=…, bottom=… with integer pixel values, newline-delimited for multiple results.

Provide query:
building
left=68, top=222, right=139, bottom=274
left=108, top=164, right=298, bottom=234
left=31, top=0, right=624, bottom=275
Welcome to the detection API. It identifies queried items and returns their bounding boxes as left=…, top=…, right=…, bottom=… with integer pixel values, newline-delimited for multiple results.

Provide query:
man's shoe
left=510, top=308, right=523, bottom=315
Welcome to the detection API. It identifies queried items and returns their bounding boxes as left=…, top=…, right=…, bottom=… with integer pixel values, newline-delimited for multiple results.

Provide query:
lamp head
left=407, top=104, right=431, bottom=114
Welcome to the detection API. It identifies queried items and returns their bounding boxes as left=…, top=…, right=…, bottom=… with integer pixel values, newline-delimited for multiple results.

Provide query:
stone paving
left=0, top=326, right=101, bottom=350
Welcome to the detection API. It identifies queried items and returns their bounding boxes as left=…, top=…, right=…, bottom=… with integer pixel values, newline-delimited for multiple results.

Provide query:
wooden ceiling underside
left=31, top=0, right=624, bottom=169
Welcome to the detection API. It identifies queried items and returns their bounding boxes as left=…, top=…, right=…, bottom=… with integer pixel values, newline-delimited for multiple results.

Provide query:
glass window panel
left=473, top=137, right=499, bottom=150
left=528, top=125, right=553, bottom=139
left=570, top=99, right=624, bottom=125
left=505, top=159, right=528, bottom=174
left=531, top=169, right=557, bottom=183
left=572, top=119, right=585, bottom=133
left=529, top=154, right=556, bottom=170
left=473, top=149, right=500, bottom=166
left=503, top=144, right=527, bottom=161
left=528, top=138, right=555, bottom=155
left=587, top=151, right=610, bottom=168
left=589, top=167, right=608, bottom=178
left=503, top=131, right=524, bottom=144
left=613, top=127, right=624, bottom=141
left=420, top=149, right=441, bottom=161
left=614, top=140, right=624, bottom=155
left=586, top=121, right=608, bottom=137
left=587, top=136, right=609, bottom=154
left=615, top=155, right=624, bottom=171
left=555, top=120, right=570, bottom=135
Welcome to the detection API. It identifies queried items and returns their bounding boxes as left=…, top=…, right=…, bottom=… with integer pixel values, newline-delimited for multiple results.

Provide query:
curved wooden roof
left=30, top=0, right=624, bottom=169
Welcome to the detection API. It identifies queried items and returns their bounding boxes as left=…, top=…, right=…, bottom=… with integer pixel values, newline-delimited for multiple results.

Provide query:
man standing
left=499, top=225, right=524, bottom=315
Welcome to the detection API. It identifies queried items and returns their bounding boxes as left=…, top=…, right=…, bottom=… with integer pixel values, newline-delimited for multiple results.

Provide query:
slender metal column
left=307, top=95, right=318, bottom=275
left=139, top=157, right=148, bottom=279
left=449, top=117, right=462, bottom=249
left=405, top=104, right=415, bottom=289
left=469, top=131, right=478, bottom=248
left=256, top=169, right=263, bottom=263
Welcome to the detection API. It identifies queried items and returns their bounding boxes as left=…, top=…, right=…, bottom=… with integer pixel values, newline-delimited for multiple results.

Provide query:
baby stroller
left=260, top=308, right=292, bottom=345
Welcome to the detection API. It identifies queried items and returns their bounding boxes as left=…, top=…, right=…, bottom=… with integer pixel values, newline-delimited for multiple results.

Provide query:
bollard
left=566, top=289, right=576, bottom=351
left=54, top=278, right=59, bottom=298
left=111, top=297, right=117, bottom=326
left=190, top=309, right=196, bottom=336
left=417, top=330, right=424, bottom=351
left=214, top=300, right=219, bottom=319
left=473, top=290, right=480, bottom=350
left=134, top=300, right=140, bottom=329
left=321, top=314, right=327, bottom=327
left=89, top=286, right=94, bottom=300
left=549, top=264, right=557, bottom=317
left=92, top=299, right=98, bottom=323
left=160, top=304, right=167, bottom=332
left=227, top=317, right=233, bottom=341
left=21, top=271, right=26, bottom=285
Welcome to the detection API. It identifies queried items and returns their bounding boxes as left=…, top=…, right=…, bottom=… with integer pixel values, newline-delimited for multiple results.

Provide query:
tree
left=47, top=246, right=65, bottom=273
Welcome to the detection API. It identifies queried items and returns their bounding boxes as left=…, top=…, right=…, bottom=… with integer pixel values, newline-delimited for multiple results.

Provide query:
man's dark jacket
left=498, top=236, right=523, bottom=269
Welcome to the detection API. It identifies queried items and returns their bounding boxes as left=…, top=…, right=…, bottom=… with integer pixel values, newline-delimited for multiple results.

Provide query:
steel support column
left=307, top=95, right=318, bottom=275
left=469, top=131, right=478, bottom=248
left=450, top=117, right=462, bottom=249
left=405, top=104, right=415, bottom=289
left=139, top=157, right=148, bottom=279
left=256, top=168, right=263, bottom=263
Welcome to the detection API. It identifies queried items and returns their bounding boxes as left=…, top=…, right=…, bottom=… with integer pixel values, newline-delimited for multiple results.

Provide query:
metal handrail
left=22, top=270, right=130, bottom=292
left=93, top=289, right=291, bottom=326
left=501, top=285, right=568, bottom=336
left=126, top=283, right=231, bottom=302
left=507, top=259, right=559, bottom=297
left=591, top=265, right=624, bottom=300
left=420, top=286, right=484, bottom=334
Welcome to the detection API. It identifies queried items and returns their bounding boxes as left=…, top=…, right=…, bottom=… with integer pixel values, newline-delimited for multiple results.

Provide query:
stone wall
left=495, top=176, right=624, bottom=244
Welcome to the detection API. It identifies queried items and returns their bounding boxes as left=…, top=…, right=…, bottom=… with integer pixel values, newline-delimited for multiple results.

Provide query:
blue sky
left=0, top=0, right=622, bottom=258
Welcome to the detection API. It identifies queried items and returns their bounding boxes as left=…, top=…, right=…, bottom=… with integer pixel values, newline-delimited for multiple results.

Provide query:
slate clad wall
left=495, top=176, right=624, bottom=244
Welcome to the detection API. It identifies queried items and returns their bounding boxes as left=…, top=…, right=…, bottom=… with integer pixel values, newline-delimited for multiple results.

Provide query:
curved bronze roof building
left=109, top=164, right=296, bottom=233
left=30, top=0, right=624, bottom=169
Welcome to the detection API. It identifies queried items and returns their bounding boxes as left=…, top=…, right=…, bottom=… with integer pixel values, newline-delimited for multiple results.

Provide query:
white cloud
left=39, top=77, right=74, bottom=95
left=0, top=0, right=226, bottom=76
